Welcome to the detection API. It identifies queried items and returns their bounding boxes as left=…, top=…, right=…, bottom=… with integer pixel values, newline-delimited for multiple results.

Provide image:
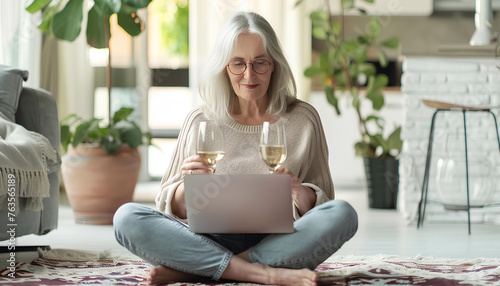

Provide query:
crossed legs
left=114, top=200, right=357, bottom=286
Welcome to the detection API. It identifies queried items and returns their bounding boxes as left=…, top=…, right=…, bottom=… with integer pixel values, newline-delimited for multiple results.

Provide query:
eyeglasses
left=227, top=59, right=272, bottom=75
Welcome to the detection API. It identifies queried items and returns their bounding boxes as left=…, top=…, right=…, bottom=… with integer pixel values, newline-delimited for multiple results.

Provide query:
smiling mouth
left=242, top=84, right=259, bottom=89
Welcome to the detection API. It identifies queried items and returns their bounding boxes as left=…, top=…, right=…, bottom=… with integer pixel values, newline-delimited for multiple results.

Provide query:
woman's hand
left=172, top=155, right=213, bottom=219
left=274, top=167, right=316, bottom=216
left=181, top=155, right=213, bottom=176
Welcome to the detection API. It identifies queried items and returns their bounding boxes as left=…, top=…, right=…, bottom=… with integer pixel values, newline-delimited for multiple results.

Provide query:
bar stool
left=416, top=99, right=500, bottom=235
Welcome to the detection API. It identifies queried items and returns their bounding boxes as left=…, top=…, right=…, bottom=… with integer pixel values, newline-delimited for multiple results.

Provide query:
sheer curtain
left=0, top=0, right=94, bottom=120
left=189, top=0, right=312, bottom=104
left=0, top=0, right=42, bottom=87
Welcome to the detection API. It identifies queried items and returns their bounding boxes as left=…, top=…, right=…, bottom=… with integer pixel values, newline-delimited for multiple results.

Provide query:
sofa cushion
left=0, top=65, right=29, bottom=122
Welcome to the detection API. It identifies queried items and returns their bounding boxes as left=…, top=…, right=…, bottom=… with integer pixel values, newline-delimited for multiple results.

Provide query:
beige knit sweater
left=156, top=100, right=334, bottom=221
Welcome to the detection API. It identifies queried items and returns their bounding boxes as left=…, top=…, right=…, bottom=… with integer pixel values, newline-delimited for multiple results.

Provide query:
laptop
left=183, top=174, right=294, bottom=233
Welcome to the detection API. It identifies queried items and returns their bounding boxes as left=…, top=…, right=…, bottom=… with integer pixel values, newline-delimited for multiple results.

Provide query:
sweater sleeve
left=296, top=101, right=335, bottom=201
left=155, top=109, right=203, bottom=218
left=289, top=102, right=334, bottom=220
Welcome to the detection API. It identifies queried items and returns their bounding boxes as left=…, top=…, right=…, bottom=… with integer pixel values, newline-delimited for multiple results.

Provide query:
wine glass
left=260, top=121, right=287, bottom=173
left=197, top=121, right=225, bottom=173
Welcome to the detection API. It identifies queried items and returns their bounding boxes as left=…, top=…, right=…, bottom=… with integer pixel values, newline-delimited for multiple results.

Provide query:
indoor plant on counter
left=297, top=0, right=402, bottom=208
left=26, top=0, right=154, bottom=223
left=60, top=107, right=151, bottom=224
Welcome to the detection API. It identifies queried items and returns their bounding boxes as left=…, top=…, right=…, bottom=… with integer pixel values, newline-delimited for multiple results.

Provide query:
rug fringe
left=37, top=248, right=143, bottom=262
left=328, top=254, right=500, bottom=265
left=325, top=254, right=500, bottom=281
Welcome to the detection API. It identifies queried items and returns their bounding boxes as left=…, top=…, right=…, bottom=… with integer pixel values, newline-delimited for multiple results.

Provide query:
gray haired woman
left=114, top=11, right=358, bottom=286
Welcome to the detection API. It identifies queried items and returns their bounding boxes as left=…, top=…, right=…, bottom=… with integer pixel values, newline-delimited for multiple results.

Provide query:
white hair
left=199, top=11, right=297, bottom=124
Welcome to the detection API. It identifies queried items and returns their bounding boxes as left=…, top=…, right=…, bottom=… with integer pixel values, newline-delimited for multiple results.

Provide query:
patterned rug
left=1, top=253, right=499, bottom=285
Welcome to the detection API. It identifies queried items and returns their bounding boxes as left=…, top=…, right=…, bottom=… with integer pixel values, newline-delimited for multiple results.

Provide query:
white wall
left=309, top=89, right=404, bottom=188
left=398, top=57, right=500, bottom=224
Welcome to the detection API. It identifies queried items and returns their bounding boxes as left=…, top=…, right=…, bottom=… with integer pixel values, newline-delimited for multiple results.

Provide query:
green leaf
left=378, top=49, right=388, bottom=67
left=342, top=40, right=358, bottom=55
left=115, top=121, right=143, bottom=148
left=144, top=131, right=153, bottom=146
left=367, top=90, right=384, bottom=110
left=60, top=125, right=72, bottom=153
left=357, top=8, right=367, bottom=15
left=312, top=27, right=328, bottom=40
left=25, top=0, right=52, bottom=13
left=342, top=0, right=355, bottom=9
left=368, top=74, right=389, bottom=93
left=362, top=0, right=374, bottom=3
left=36, top=3, right=59, bottom=33
left=113, top=107, right=134, bottom=123
left=72, top=118, right=102, bottom=147
left=352, top=87, right=360, bottom=109
left=357, top=35, right=370, bottom=45
left=93, top=0, right=122, bottom=16
left=366, top=115, right=383, bottom=130
left=38, top=15, right=51, bottom=33
left=304, top=65, right=323, bottom=78
left=387, top=126, right=402, bottom=151
left=358, top=63, right=376, bottom=77
left=373, top=74, right=389, bottom=90
left=117, top=10, right=143, bottom=36
left=350, top=45, right=368, bottom=63
left=334, top=70, right=347, bottom=89
left=310, top=11, right=328, bottom=26
left=101, top=130, right=122, bottom=155
left=371, top=134, right=388, bottom=152
left=294, top=0, right=305, bottom=7
left=52, top=0, right=84, bottom=41
left=355, top=141, right=374, bottom=157
left=325, top=86, right=341, bottom=115
left=381, top=37, right=399, bottom=49
left=365, top=115, right=379, bottom=123
left=348, top=63, right=359, bottom=79
left=86, top=6, right=110, bottom=48
left=123, top=0, right=152, bottom=9
left=331, top=22, right=340, bottom=35
left=310, top=11, right=329, bottom=33
left=319, top=52, right=329, bottom=71
left=368, top=17, right=380, bottom=38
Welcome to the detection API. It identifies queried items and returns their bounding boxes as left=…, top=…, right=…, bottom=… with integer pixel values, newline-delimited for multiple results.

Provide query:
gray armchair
left=0, top=65, right=60, bottom=241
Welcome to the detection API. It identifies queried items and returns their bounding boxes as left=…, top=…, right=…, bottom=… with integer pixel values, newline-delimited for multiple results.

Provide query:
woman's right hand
left=181, top=155, right=213, bottom=177
left=173, top=155, right=213, bottom=219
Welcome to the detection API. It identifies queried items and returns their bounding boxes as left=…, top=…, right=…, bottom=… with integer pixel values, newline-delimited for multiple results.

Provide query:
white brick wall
left=399, top=57, right=500, bottom=225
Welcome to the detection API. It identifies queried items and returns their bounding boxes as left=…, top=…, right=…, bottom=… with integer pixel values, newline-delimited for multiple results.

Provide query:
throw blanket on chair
left=0, top=111, right=59, bottom=211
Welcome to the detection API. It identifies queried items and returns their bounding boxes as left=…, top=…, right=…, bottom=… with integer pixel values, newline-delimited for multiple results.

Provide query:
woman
left=114, top=11, right=358, bottom=286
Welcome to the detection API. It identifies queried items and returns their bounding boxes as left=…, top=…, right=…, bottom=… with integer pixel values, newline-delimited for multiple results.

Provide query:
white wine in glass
left=260, top=121, right=286, bottom=173
left=197, top=121, right=225, bottom=172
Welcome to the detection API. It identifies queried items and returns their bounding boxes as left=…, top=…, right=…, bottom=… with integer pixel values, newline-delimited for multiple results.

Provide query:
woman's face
left=226, top=32, right=274, bottom=104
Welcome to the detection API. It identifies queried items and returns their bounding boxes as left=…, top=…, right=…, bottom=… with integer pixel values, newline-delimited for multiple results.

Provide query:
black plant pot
left=363, top=157, right=399, bottom=209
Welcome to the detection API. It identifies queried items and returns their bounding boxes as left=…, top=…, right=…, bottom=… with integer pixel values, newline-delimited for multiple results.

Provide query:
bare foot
left=147, top=265, right=198, bottom=285
left=266, top=266, right=318, bottom=286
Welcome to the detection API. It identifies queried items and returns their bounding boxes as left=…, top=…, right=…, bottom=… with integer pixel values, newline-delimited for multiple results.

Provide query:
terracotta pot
left=61, top=144, right=141, bottom=224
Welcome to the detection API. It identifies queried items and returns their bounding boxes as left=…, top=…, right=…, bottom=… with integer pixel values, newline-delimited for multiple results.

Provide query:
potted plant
left=297, top=0, right=402, bottom=208
left=60, top=107, right=151, bottom=224
left=26, top=0, right=153, bottom=223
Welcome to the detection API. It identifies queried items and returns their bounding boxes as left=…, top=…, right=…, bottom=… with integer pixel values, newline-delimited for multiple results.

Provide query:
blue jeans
left=113, top=200, right=358, bottom=280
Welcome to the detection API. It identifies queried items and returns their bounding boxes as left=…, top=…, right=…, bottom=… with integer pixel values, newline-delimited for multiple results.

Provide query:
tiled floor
left=1, top=181, right=500, bottom=271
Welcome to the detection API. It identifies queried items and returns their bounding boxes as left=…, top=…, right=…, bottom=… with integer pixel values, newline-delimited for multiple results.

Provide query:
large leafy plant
left=297, top=0, right=402, bottom=159
left=26, top=0, right=152, bottom=48
left=61, top=107, right=151, bottom=155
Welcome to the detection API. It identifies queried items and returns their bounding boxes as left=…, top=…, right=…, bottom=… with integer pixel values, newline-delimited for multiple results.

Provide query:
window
left=147, top=0, right=191, bottom=178
left=90, top=0, right=191, bottom=180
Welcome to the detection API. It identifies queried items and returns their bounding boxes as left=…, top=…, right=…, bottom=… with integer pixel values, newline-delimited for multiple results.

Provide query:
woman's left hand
left=274, top=167, right=316, bottom=216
